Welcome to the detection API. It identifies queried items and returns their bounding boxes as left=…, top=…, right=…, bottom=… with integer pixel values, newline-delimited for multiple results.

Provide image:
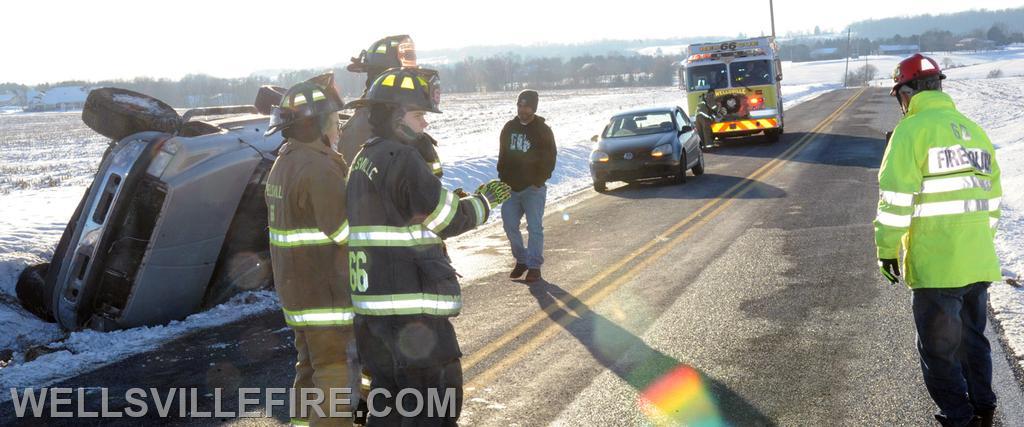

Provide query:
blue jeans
left=912, top=282, right=996, bottom=426
left=501, top=185, right=546, bottom=269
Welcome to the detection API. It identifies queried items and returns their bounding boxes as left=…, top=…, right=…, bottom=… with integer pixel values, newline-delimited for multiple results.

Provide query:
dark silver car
left=589, top=106, right=705, bottom=192
left=17, top=87, right=291, bottom=331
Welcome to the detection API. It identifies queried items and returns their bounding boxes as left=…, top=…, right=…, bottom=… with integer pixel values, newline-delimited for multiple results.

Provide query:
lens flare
left=639, top=365, right=724, bottom=426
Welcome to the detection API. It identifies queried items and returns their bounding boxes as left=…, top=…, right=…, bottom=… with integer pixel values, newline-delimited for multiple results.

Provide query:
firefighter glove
left=878, top=258, right=901, bottom=284
left=477, top=180, right=511, bottom=206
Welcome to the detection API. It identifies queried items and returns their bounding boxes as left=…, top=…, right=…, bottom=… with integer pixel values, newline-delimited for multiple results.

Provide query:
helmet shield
left=266, top=72, right=345, bottom=136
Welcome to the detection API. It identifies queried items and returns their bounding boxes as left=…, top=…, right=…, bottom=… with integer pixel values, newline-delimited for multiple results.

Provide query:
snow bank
left=0, top=291, right=279, bottom=399
left=946, top=76, right=1024, bottom=371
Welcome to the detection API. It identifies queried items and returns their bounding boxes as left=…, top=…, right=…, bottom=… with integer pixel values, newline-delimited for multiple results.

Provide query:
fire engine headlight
left=146, top=140, right=180, bottom=178
left=590, top=150, right=609, bottom=163
left=651, top=144, right=673, bottom=158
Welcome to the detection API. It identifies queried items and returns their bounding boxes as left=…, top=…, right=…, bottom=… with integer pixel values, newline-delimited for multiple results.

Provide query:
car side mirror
left=591, top=135, right=599, bottom=142
left=679, top=125, right=693, bottom=134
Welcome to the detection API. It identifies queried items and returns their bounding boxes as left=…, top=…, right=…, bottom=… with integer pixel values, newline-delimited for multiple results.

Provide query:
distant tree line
left=1, top=52, right=682, bottom=108
left=431, top=53, right=681, bottom=92
left=779, top=23, right=1024, bottom=62
left=847, top=7, right=1024, bottom=40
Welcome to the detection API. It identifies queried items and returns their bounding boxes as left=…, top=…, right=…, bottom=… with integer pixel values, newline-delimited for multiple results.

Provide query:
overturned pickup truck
left=16, top=86, right=296, bottom=331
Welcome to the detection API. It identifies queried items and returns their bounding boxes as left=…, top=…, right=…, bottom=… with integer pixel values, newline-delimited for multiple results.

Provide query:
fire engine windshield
left=685, top=64, right=728, bottom=91
left=730, top=60, right=773, bottom=86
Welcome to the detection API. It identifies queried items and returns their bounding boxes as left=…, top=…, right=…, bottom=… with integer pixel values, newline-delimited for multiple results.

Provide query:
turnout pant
left=292, top=328, right=357, bottom=427
left=912, top=282, right=996, bottom=426
left=696, top=116, right=714, bottom=148
left=355, top=315, right=464, bottom=426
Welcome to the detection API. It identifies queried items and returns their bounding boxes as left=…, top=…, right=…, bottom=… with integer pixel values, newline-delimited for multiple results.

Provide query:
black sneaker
left=525, top=268, right=542, bottom=282
left=975, top=408, right=995, bottom=427
left=510, top=263, right=528, bottom=279
left=934, top=414, right=982, bottom=427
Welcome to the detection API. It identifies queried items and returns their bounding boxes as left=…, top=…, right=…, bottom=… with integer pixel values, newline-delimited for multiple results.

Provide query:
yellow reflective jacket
left=874, top=90, right=1002, bottom=288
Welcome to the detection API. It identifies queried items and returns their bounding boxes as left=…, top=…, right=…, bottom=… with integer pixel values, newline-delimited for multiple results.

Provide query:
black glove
left=878, top=259, right=901, bottom=284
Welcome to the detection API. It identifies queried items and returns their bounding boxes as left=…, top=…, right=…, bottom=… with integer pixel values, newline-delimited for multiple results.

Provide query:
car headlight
left=590, top=150, right=609, bottom=163
left=146, top=140, right=180, bottom=177
left=651, top=144, right=673, bottom=158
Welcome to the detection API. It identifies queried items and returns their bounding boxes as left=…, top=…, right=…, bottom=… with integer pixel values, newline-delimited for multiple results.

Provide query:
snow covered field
left=947, top=77, right=1024, bottom=372
left=1, top=49, right=1022, bottom=393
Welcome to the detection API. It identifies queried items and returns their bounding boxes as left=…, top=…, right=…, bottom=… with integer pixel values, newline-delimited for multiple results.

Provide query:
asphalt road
left=4, top=87, right=1023, bottom=426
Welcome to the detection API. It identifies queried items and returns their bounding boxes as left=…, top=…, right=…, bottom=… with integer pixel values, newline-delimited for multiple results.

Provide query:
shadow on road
left=524, top=279, right=776, bottom=426
left=709, top=131, right=887, bottom=170
left=604, top=173, right=787, bottom=201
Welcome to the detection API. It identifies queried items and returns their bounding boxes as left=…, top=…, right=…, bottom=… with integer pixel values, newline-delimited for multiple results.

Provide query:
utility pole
left=843, top=27, right=852, bottom=88
left=769, top=0, right=776, bottom=39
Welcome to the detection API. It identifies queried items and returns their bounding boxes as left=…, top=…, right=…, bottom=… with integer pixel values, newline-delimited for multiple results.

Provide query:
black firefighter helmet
left=347, top=35, right=417, bottom=74
left=344, top=67, right=441, bottom=114
left=265, top=72, right=345, bottom=137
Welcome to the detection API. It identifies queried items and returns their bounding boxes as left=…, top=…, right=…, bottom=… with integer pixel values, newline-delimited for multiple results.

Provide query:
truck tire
left=82, top=88, right=181, bottom=141
left=16, top=263, right=53, bottom=321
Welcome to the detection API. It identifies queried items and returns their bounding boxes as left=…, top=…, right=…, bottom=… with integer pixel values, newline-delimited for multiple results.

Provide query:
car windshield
left=685, top=64, right=728, bottom=91
left=730, top=60, right=773, bottom=86
left=603, top=112, right=675, bottom=138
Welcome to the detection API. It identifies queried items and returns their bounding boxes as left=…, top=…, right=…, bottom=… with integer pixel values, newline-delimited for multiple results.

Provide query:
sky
left=3, top=0, right=1023, bottom=85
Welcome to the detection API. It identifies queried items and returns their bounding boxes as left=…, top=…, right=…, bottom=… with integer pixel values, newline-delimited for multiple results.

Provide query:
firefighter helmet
left=890, top=53, right=946, bottom=96
left=347, top=35, right=417, bottom=74
left=344, top=67, right=441, bottom=113
left=266, top=72, right=345, bottom=137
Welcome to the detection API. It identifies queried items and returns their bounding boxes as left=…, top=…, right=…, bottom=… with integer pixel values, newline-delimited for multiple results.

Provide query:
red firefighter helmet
left=890, top=53, right=946, bottom=96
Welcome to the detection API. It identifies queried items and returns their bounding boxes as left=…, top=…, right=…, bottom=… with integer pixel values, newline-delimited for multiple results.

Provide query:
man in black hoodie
left=497, top=90, right=557, bottom=282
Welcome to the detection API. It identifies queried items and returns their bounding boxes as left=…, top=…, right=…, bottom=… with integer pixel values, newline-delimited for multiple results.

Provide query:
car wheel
left=16, top=263, right=54, bottom=321
left=675, top=153, right=687, bottom=184
left=593, top=180, right=607, bottom=193
left=692, top=149, right=705, bottom=176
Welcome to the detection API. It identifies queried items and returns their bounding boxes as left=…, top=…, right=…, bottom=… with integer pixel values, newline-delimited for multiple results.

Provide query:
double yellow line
left=463, top=87, right=868, bottom=390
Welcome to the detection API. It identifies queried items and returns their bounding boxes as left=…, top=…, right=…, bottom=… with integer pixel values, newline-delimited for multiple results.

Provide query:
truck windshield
left=604, top=112, right=675, bottom=138
left=685, top=64, right=728, bottom=91
left=730, top=60, right=773, bottom=86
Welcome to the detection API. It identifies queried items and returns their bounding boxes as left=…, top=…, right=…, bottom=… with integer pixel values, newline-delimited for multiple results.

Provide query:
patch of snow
left=0, top=291, right=278, bottom=400
left=112, top=93, right=165, bottom=115
left=944, top=76, right=1024, bottom=371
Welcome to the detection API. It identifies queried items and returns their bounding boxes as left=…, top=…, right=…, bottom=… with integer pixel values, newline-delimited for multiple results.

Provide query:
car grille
left=93, top=176, right=166, bottom=317
left=613, top=150, right=652, bottom=161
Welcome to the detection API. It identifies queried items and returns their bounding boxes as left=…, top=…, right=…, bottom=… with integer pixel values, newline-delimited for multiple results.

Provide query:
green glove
left=476, top=179, right=511, bottom=206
